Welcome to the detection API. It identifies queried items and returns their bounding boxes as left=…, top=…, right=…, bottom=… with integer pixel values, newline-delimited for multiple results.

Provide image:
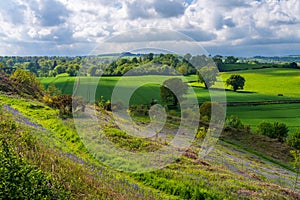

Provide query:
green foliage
left=257, top=121, right=288, bottom=142
left=129, top=104, right=150, bottom=116
left=225, top=115, right=245, bottom=130
left=160, top=78, right=188, bottom=106
left=224, top=56, right=238, bottom=64
left=133, top=172, right=223, bottom=200
left=287, top=130, right=300, bottom=150
left=0, top=96, right=161, bottom=200
left=0, top=107, right=67, bottom=199
left=197, top=66, right=219, bottom=88
left=44, top=94, right=85, bottom=117
left=227, top=104, right=300, bottom=134
left=196, top=126, right=207, bottom=139
left=10, top=68, right=45, bottom=98
left=199, top=101, right=224, bottom=122
left=46, top=82, right=62, bottom=96
left=226, top=74, right=245, bottom=92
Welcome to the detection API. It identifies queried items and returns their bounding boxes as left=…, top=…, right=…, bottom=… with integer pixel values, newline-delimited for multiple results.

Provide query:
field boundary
left=225, top=100, right=300, bottom=106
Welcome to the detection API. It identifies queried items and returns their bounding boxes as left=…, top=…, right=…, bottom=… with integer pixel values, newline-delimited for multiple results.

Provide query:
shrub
left=44, top=94, right=85, bottom=117
left=10, top=69, right=45, bottom=99
left=257, top=121, right=288, bottom=142
left=273, top=122, right=289, bottom=142
left=196, top=127, right=207, bottom=139
left=225, top=115, right=244, bottom=130
left=287, top=130, right=300, bottom=150
left=200, top=101, right=224, bottom=123
left=129, top=104, right=150, bottom=116
left=46, top=82, right=62, bottom=96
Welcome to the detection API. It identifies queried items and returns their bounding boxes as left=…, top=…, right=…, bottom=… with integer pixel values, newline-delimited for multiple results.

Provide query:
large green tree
left=160, top=78, right=188, bottom=106
left=224, top=56, right=238, bottom=64
left=226, top=74, right=245, bottom=92
left=197, top=66, right=219, bottom=89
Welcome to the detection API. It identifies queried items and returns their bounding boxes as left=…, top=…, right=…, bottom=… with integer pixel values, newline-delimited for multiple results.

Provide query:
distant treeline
left=0, top=53, right=199, bottom=77
left=0, top=54, right=298, bottom=77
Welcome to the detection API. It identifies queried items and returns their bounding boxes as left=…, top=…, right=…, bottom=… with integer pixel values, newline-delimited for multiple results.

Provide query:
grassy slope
left=0, top=94, right=168, bottom=200
left=1, top=93, right=300, bottom=199
left=40, top=68, right=300, bottom=103
left=40, top=68, right=300, bottom=133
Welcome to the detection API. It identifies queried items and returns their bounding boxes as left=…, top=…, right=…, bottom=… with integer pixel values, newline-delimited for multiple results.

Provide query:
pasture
left=227, top=104, right=300, bottom=133
left=40, top=68, right=300, bottom=104
left=40, top=68, right=300, bottom=132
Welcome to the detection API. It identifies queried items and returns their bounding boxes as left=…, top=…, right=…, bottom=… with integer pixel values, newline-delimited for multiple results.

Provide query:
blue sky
left=0, top=0, right=300, bottom=57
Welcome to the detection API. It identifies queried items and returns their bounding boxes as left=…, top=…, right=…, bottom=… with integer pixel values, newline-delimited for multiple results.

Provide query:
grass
left=222, top=63, right=276, bottom=71
left=220, top=68, right=300, bottom=98
left=41, top=68, right=300, bottom=105
left=1, top=92, right=300, bottom=199
left=227, top=104, right=300, bottom=133
left=40, top=68, right=300, bottom=133
left=0, top=94, right=168, bottom=200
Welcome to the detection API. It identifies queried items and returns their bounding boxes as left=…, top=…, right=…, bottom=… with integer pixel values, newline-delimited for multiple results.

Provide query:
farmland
left=40, top=68, right=300, bottom=132
left=1, top=58, right=300, bottom=199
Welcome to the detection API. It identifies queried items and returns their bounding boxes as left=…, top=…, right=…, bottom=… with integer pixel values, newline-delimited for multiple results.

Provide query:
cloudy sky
left=0, top=0, right=300, bottom=57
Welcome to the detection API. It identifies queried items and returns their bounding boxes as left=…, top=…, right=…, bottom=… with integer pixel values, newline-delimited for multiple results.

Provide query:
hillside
left=1, top=93, right=300, bottom=199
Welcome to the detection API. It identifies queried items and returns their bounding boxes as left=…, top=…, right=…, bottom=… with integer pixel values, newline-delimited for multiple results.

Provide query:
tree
left=273, top=122, right=289, bottom=142
left=199, top=101, right=224, bottom=122
left=46, top=82, right=62, bottom=97
left=183, top=53, right=192, bottom=62
left=212, top=55, right=224, bottom=71
left=6, top=58, right=14, bottom=67
left=226, top=74, right=245, bottom=92
left=225, top=115, right=245, bottom=130
left=10, top=69, right=44, bottom=98
left=160, top=78, right=188, bottom=106
left=257, top=121, right=288, bottom=142
left=287, top=130, right=300, bottom=150
left=289, top=62, right=298, bottom=69
left=0, top=62, right=4, bottom=71
left=224, top=56, right=238, bottom=64
left=290, top=150, right=300, bottom=192
left=197, top=66, right=219, bottom=89
left=88, top=66, right=97, bottom=76
left=257, top=121, right=274, bottom=136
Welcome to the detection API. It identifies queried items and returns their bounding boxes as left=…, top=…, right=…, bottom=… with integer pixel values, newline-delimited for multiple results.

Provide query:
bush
left=200, top=101, right=224, bottom=123
left=225, top=115, right=244, bottom=130
left=129, top=104, right=150, bottom=116
left=44, top=94, right=85, bottom=117
left=287, top=130, right=300, bottom=149
left=257, top=121, right=288, bottom=142
left=10, top=69, right=45, bottom=99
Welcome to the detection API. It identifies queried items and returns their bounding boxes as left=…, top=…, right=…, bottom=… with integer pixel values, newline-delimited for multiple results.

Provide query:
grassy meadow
left=1, top=94, right=299, bottom=199
left=40, top=67, right=300, bottom=133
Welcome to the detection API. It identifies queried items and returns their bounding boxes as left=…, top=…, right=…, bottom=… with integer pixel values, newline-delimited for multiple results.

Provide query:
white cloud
left=0, top=0, right=300, bottom=56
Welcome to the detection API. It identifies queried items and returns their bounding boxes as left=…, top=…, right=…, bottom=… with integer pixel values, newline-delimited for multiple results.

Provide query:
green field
left=220, top=68, right=300, bottom=98
left=227, top=104, right=300, bottom=133
left=222, top=63, right=275, bottom=71
left=40, top=68, right=300, bottom=103
left=40, top=68, right=300, bottom=132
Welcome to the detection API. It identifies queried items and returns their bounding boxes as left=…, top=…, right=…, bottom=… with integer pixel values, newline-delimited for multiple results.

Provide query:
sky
left=0, top=0, right=300, bottom=57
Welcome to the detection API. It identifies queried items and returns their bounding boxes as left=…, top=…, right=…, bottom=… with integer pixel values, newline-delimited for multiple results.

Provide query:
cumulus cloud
left=33, top=0, right=70, bottom=27
left=0, top=0, right=300, bottom=56
left=0, top=1, right=26, bottom=24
